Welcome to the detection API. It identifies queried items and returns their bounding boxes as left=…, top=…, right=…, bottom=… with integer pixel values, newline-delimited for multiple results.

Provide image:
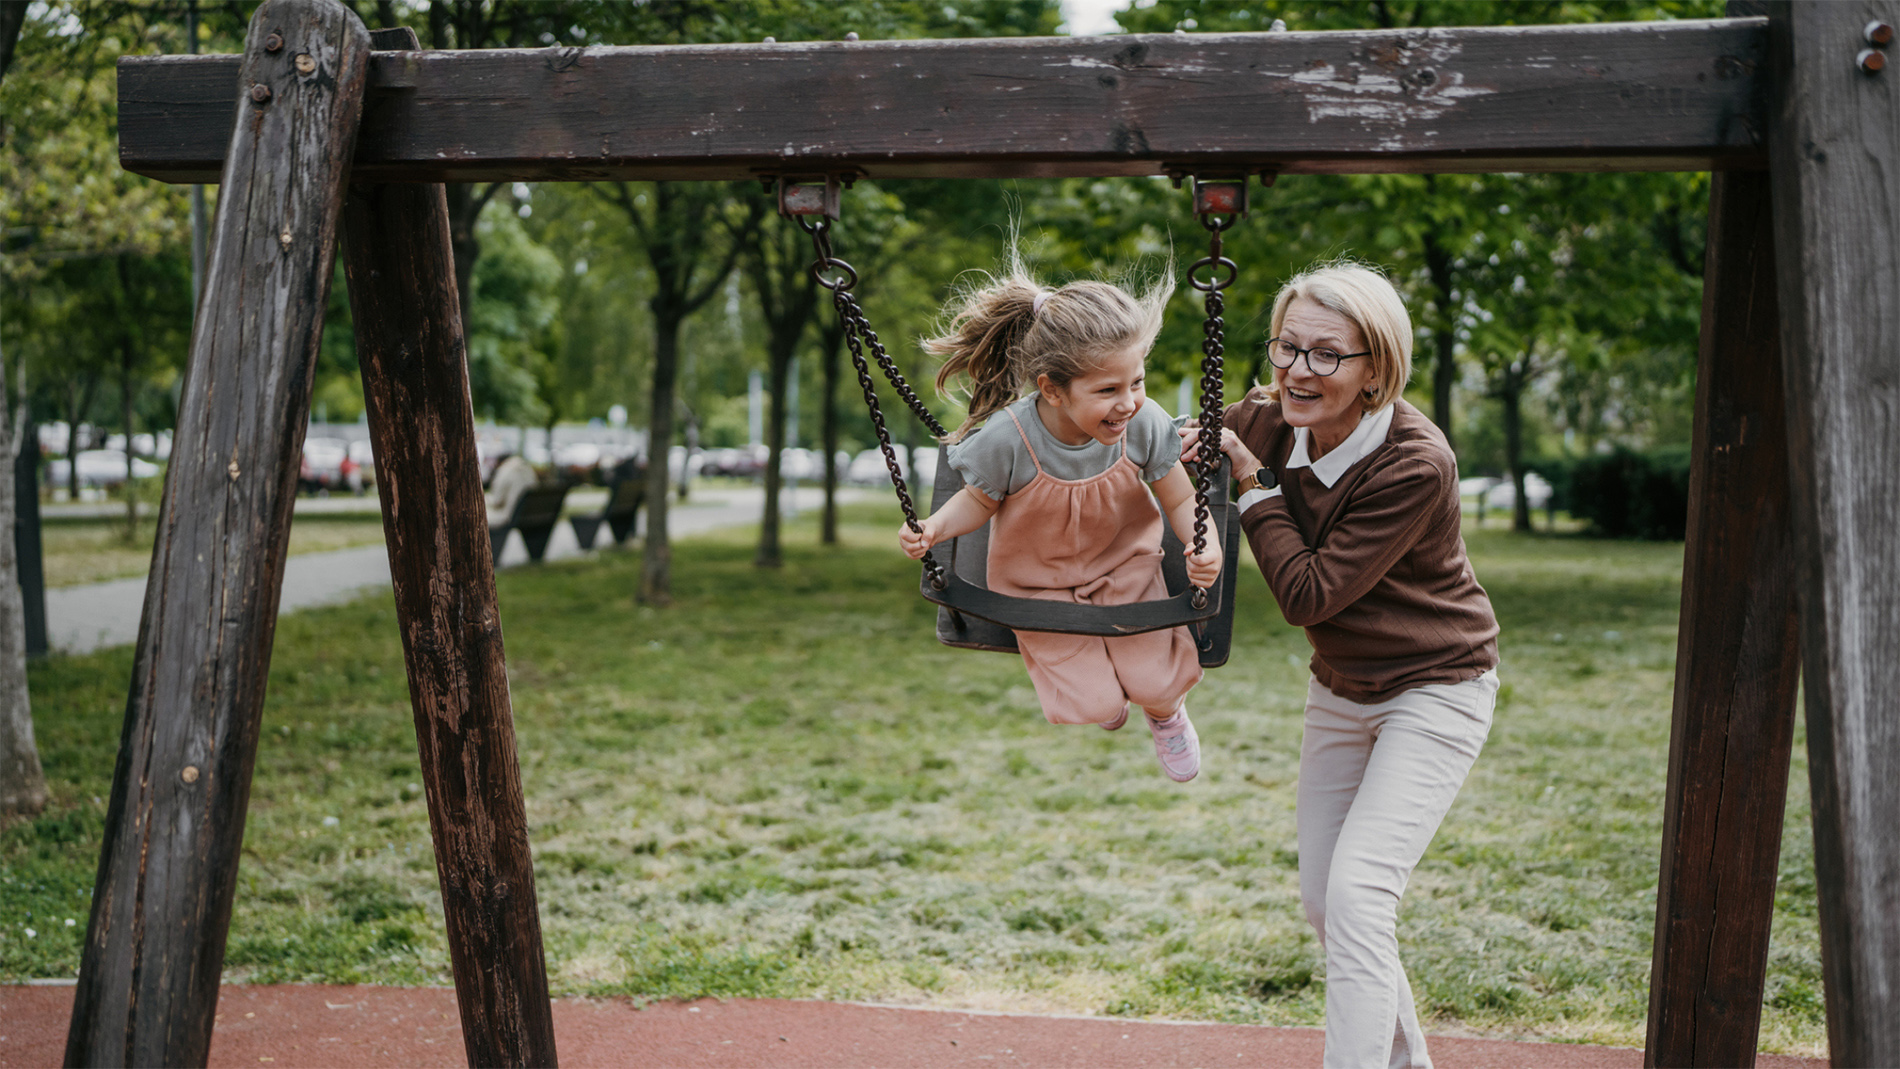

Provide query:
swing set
left=777, top=172, right=1243, bottom=661
left=63, top=1, right=1900, bottom=1065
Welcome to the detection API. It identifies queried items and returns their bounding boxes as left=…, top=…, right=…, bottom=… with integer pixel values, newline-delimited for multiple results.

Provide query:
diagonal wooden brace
left=66, top=1, right=371, bottom=1065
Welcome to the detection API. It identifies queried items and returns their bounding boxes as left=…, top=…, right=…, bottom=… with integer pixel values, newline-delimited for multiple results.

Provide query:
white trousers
left=1298, top=669, right=1498, bottom=1069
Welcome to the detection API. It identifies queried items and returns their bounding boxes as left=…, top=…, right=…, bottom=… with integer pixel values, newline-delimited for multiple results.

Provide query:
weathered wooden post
left=1645, top=165, right=1802, bottom=1067
left=1764, top=1, right=1900, bottom=1062
left=65, top=1, right=370, bottom=1064
left=334, top=26, right=558, bottom=1068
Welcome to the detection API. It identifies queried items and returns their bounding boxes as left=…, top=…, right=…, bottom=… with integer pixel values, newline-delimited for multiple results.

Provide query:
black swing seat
left=922, top=451, right=1241, bottom=668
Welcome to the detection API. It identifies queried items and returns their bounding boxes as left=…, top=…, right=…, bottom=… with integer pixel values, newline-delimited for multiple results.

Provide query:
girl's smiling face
left=1272, top=297, right=1378, bottom=455
left=1036, top=343, right=1147, bottom=447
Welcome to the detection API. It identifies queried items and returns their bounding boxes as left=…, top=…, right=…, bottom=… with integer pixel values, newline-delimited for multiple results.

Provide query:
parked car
left=1480, top=472, right=1553, bottom=512
left=47, top=449, right=160, bottom=489
left=299, top=437, right=350, bottom=493
left=553, top=441, right=605, bottom=482
left=848, top=445, right=937, bottom=488
left=701, top=445, right=767, bottom=479
left=667, top=444, right=705, bottom=483
left=103, top=432, right=172, bottom=458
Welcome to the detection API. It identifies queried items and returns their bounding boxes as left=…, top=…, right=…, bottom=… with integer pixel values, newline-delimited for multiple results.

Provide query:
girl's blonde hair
left=927, top=253, right=1172, bottom=441
left=1263, top=262, right=1413, bottom=412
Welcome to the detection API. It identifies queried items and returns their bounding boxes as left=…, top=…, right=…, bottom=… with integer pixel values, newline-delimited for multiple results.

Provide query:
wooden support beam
left=1645, top=167, right=1800, bottom=1068
left=1764, top=1, right=1900, bottom=1063
left=119, top=18, right=1770, bottom=184
left=65, top=1, right=370, bottom=1065
left=338, top=27, right=557, bottom=1069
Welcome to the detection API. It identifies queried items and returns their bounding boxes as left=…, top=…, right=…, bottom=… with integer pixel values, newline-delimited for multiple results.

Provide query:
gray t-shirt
left=947, top=394, right=1181, bottom=500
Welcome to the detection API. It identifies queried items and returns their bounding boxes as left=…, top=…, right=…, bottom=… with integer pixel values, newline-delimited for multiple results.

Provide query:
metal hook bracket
left=770, top=172, right=861, bottom=219
left=1192, top=176, right=1250, bottom=219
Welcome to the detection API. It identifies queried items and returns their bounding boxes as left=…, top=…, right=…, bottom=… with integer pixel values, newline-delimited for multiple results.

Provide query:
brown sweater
left=1228, top=393, right=1499, bottom=703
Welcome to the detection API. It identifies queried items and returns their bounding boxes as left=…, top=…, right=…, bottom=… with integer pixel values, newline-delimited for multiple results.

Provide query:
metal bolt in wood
left=1860, top=48, right=1886, bottom=73
left=1867, top=21, right=1894, bottom=46
left=264, top=32, right=283, bottom=51
left=250, top=82, right=271, bottom=103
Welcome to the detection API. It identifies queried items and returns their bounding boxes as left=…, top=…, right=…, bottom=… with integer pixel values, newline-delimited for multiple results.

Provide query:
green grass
left=0, top=507, right=1824, bottom=1055
left=40, top=511, right=388, bottom=587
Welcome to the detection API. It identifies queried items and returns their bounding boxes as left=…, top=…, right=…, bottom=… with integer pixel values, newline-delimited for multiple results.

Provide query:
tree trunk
left=757, top=338, right=793, bottom=568
left=1501, top=356, right=1532, bottom=533
left=820, top=320, right=843, bottom=545
left=677, top=409, right=697, bottom=502
left=0, top=356, right=43, bottom=817
left=1422, top=215, right=1459, bottom=448
left=66, top=374, right=97, bottom=502
left=443, top=182, right=488, bottom=352
left=641, top=313, right=679, bottom=604
left=118, top=254, right=139, bottom=537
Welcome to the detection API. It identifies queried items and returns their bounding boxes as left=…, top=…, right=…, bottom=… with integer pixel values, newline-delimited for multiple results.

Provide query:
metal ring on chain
left=1188, top=255, right=1238, bottom=293
left=812, top=259, right=859, bottom=291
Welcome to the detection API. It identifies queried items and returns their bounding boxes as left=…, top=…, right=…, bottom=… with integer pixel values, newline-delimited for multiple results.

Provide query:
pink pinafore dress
left=986, top=408, right=1204, bottom=725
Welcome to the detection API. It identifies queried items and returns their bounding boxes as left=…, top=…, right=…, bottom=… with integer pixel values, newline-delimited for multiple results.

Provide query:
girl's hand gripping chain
left=899, top=486, right=1001, bottom=560
left=1150, top=462, right=1224, bottom=589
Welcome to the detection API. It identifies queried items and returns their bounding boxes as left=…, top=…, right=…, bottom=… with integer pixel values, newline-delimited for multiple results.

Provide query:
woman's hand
left=898, top=517, right=938, bottom=559
left=1178, top=424, right=1263, bottom=476
left=1186, top=541, right=1223, bottom=589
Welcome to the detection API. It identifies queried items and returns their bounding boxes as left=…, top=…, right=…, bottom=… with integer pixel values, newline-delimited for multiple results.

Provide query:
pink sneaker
left=1101, top=703, right=1130, bottom=731
left=1145, top=707, right=1200, bottom=782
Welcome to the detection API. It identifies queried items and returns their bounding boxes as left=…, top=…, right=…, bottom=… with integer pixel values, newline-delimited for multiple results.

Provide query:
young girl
left=899, top=266, right=1222, bottom=782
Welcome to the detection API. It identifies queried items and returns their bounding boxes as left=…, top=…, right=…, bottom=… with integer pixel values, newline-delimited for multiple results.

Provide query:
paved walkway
left=0, top=985, right=1827, bottom=1069
left=45, top=485, right=863, bottom=655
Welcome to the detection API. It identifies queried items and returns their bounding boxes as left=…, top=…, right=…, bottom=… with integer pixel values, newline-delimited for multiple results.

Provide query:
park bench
left=487, top=483, right=569, bottom=565
left=569, top=475, right=643, bottom=550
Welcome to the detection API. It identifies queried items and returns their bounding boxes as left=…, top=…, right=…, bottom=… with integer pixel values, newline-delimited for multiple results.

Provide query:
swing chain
left=796, top=215, right=950, bottom=590
left=1183, top=184, right=1239, bottom=611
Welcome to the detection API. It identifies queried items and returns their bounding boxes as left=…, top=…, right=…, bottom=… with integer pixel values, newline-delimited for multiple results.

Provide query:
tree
left=596, top=181, right=758, bottom=603
left=0, top=337, right=40, bottom=816
left=0, top=0, right=49, bottom=817
left=464, top=207, right=561, bottom=429
left=739, top=205, right=817, bottom=568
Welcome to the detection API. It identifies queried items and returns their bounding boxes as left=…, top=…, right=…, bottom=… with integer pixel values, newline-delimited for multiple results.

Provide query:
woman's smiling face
left=1271, top=297, right=1377, bottom=454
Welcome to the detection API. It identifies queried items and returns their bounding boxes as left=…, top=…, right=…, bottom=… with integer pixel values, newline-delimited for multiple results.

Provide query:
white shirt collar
left=1286, top=403, right=1396, bottom=488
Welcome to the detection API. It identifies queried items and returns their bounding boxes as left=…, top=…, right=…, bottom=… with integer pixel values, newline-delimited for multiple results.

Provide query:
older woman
left=1195, top=263, right=1499, bottom=1068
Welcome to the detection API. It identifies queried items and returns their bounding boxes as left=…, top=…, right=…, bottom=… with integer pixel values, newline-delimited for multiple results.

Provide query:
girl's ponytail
left=926, top=276, right=1042, bottom=441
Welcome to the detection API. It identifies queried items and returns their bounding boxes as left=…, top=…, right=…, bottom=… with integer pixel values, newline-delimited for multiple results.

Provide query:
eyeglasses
left=1266, top=338, right=1372, bottom=377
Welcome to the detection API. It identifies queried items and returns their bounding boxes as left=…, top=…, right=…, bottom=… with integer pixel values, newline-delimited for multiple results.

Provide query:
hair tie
left=1031, top=290, right=1051, bottom=318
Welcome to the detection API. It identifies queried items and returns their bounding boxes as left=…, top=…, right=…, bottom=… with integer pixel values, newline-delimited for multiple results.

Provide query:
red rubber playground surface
left=0, top=985, right=1830, bottom=1069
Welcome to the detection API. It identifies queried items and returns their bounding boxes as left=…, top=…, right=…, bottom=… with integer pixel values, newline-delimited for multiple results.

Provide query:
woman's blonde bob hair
left=1263, top=262, right=1413, bottom=413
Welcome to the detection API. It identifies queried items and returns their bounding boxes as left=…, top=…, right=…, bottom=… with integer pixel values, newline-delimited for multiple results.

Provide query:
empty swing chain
left=799, top=216, right=951, bottom=590
left=1185, top=208, right=1236, bottom=611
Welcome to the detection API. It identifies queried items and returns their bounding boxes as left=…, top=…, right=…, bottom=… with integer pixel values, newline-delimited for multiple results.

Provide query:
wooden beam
left=64, top=1, right=370, bottom=1065
left=1764, top=1, right=1900, bottom=1063
left=120, top=18, right=1770, bottom=184
left=339, top=30, right=557, bottom=1069
left=1644, top=166, right=1800, bottom=1068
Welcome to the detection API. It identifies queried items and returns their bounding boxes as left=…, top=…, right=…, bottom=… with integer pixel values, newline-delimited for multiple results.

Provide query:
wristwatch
left=1236, top=466, right=1277, bottom=494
